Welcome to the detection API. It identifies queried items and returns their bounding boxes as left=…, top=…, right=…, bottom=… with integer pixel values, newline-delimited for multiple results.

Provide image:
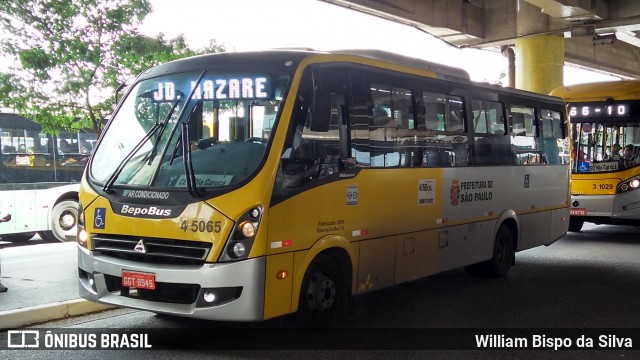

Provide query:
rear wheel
left=568, top=218, right=584, bottom=232
left=297, top=254, right=347, bottom=327
left=39, top=200, right=78, bottom=242
left=465, top=225, right=514, bottom=278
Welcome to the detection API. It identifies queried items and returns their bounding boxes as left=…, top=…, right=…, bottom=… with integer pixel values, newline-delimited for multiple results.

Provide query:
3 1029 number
left=180, top=220, right=222, bottom=233
left=593, top=183, right=613, bottom=190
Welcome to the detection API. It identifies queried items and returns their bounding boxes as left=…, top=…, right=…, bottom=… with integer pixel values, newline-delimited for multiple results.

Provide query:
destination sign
left=152, top=76, right=270, bottom=102
left=569, top=101, right=640, bottom=120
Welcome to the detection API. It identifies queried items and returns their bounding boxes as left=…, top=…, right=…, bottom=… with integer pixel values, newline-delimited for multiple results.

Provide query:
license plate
left=122, top=271, right=156, bottom=290
left=570, top=208, right=587, bottom=216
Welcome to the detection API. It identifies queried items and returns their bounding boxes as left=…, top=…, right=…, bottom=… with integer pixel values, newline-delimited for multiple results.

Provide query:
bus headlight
left=78, top=229, right=89, bottom=246
left=219, top=206, right=262, bottom=262
left=76, top=202, right=89, bottom=248
left=617, top=176, right=640, bottom=193
left=232, top=242, right=246, bottom=257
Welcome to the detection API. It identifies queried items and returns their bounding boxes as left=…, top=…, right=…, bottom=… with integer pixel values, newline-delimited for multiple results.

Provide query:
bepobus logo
left=120, top=204, right=172, bottom=217
left=7, top=330, right=40, bottom=348
left=110, top=202, right=185, bottom=220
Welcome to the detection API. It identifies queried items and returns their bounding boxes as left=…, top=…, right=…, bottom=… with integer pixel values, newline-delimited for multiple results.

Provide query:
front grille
left=92, top=234, right=212, bottom=265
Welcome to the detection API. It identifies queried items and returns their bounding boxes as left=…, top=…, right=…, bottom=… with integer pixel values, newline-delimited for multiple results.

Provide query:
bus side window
left=472, top=99, right=513, bottom=165
left=419, top=91, right=467, bottom=167
left=279, top=95, right=321, bottom=190
left=539, top=109, right=563, bottom=164
left=276, top=66, right=350, bottom=195
left=348, top=67, right=371, bottom=167
left=307, top=65, right=350, bottom=175
left=59, top=139, right=72, bottom=154
left=509, top=105, right=540, bottom=165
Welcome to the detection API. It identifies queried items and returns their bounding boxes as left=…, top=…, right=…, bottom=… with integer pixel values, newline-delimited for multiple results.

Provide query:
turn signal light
left=239, top=221, right=256, bottom=237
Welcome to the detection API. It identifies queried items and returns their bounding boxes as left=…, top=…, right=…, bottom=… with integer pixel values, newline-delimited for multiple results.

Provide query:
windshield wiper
left=168, top=136, right=182, bottom=166
left=145, top=95, right=189, bottom=166
left=146, top=119, right=170, bottom=165
left=102, top=123, right=160, bottom=193
left=179, top=72, right=207, bottom=197
left=102, top=99, right=182, bottom=193
left=181, top=121, right=199, bottom=197
left=168, top=103, right=202, bottom=166
left=152, top=71, right=206, bottom=196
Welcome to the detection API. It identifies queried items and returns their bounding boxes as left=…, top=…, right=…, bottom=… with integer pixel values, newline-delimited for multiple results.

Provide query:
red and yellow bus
left=78, top=50, right=569, bottom=323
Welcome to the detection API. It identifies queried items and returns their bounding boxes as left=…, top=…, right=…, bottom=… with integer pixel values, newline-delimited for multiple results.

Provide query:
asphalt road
left=2, top=223, right=640, bottom=359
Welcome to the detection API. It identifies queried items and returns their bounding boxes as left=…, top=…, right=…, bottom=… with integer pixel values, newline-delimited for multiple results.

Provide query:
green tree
left=0, top=0, right=225, bottom=135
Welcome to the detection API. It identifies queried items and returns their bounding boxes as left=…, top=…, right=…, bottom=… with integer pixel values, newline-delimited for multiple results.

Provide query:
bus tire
left=297, top=253, right=346, bottom=327
left=465, top=225, right=514, bottom=278
left=568, top=218, right=584, bottom=232
left=40, top=200, right=79, bottom=242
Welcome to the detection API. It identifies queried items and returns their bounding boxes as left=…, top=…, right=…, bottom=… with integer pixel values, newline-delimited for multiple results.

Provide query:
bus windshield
left=571, top=121, right=640, bottom=173
left=91, top=71, right=288, bottom=190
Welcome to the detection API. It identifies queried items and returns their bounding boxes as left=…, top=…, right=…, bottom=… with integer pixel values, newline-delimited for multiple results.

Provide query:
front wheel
left=465, top=225, right=514, bottom=278
left=39, top=200, right=79, bottom=242
left=297, top=254, right=347, bottom=327
left=568, top=218, right=584, bottom=232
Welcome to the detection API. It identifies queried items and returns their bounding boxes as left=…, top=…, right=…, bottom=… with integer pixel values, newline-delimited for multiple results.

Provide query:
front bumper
left=570, top=191, right=640, bottom=220
left=77, top=245, right=265, bottom=321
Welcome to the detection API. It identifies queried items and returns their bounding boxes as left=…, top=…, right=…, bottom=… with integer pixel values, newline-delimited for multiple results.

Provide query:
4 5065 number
left=180, top=220, right=222, bottom=233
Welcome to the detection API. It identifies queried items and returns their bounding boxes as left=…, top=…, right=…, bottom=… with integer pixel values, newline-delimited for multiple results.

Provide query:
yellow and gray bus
left=551, top=80, right=640, bottom=232
left=78, top=49, right=569, bottom=323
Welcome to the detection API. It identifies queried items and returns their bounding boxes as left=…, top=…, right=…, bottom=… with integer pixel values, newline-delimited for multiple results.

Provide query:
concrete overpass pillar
left=513, top=0, right=564, bottom=94
left=515, top=35, right=564, bottom=94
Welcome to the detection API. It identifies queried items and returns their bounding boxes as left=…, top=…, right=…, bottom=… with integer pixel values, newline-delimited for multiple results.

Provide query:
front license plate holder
left=122, top=271, right=156, bottom=290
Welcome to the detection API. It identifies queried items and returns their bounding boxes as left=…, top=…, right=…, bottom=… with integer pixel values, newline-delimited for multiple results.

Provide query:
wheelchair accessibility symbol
left=578, top=161, right=590, bottom=172
left=94, top=207, right=106, bottom=229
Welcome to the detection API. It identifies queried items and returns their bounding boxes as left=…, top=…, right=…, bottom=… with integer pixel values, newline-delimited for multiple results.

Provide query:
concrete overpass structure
left=321, top=0, right=640, bottom=94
